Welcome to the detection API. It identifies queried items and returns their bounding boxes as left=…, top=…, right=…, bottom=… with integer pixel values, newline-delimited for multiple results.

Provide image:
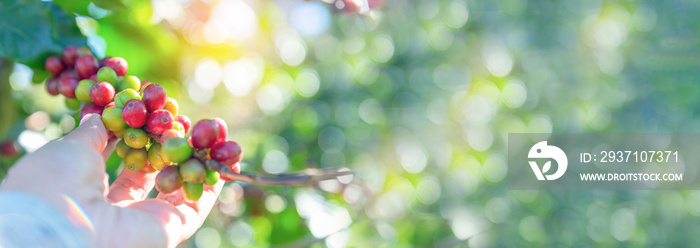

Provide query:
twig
left=157, top=137, right=356, bottom=187
left=218, top=166, right=353, bottom=186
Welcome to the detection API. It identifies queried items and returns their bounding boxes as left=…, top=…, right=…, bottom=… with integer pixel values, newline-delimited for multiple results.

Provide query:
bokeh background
left=1, top=0, right=699, bottom=246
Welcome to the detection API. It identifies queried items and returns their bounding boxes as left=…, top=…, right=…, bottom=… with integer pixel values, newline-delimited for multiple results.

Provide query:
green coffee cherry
left=102, top=107, right=128, bottom=131
left=118, top=75, right=141, bottom=92
left=124, top=128, right=149, bottom=149
left=204, top=168, right=219, bottom=186
left=65, top=98, right=81, bottom=110
left=75, top=79, right=94, bottom=103
left=183, top=182, right=203, bottom=202
left=116, top=139, right=130, bottom=158
left=162, top=137, right=193, bottom=163
left=179, top=158, right=206, bottom=183
left=124, top=148, right=148, bottom=172
left=148, top=142, right=167, bottom=171
left=97, top=67, right=118, bottom=87
left=114, top=89, right=141, bottom=108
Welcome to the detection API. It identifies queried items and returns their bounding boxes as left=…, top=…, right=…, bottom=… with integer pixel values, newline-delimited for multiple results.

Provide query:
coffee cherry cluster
left=44, top=46, right=243, bottom=202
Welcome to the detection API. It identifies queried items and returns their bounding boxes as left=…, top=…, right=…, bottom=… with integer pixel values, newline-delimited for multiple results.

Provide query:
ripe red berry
left=139, top=80, right=151, bottom=92
left=191, top=119, right=220, bottom=150
left=62, top=45, right=79, bottom=66
left=155, top=165, right=183, bottom=194
left=80, top=104, right=104, bottom=119
left=90, top=82, right=116, bottom=106
left=141, top=84, right=167, bottom=112
left=161, top=129, right=184, bottom=143
left=146, top=109, right=174, bottom=135
left=0, top=141, right=21, bottom=157
left=89, top=74, right=98, bottom=82
left=60, top=68, right=78, bottom=79
left=46, top=77, right=60, bottom=96
left=121, top=99, right=148, bottom=128
left=75, top=55, right=99, bottom=79
left=105, top=57, right=128, bottom=76
left=104, top=101, right=116, bottom=109
left=45, top=56, right=65, bottom=74
left=210, top=141, right=243, bottom=166
left=175, top=115, right=191, bottom=133
left=59, top=76, right=79, bottom=99
left=99, top=56, right=112, bottom=67
left=211, top=117, right=228, bottom=144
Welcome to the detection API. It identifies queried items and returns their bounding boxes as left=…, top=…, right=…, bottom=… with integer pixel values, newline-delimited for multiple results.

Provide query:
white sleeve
left=0, top=191, right=89, bottom=248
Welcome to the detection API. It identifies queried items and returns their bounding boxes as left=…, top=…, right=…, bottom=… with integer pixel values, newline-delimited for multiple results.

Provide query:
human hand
left=0, top=114, right=224, bottom=248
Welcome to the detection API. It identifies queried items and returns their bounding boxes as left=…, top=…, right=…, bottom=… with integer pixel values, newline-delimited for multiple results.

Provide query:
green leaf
left=93, top=0, right=127, bottom=10
left=0, top=0, right=86, bottom=69
left=52, top=0, right=90, bottom=16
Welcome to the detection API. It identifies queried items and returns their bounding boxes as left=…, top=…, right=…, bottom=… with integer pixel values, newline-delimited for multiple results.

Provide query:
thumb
left=61, top=114, right=109, bottom=153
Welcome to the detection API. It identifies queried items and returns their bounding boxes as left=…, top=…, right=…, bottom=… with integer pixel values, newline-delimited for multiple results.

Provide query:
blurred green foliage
left=3, top=0, right=700, bottom=247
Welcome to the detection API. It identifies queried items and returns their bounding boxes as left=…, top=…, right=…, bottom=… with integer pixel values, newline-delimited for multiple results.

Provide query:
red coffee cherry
left=190, top=119, right=220, bottom=150
left=210, top=141, right=243, bottom=166
left=45, top=56, right=65, bottom=74
left=121, top=99, right=148, bottom=128
left=90, top=82, right=116, bottom=106
left=104, top=57, right=128, bottom=76
left=146, top=109, right=174, bottom=135
left=142, top=84, right=167, bottom=112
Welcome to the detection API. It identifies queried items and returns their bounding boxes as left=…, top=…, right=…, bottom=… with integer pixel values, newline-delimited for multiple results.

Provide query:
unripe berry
left=172, top=122, right=185, bottom=134
left=162, top=137, right=193, bottom=163
left=191, top=119, right=220, bottom=150
left=142, top=84, right=167, bottom=112
left=75, top=55, right=99, bottom=79
left=113, top=128, right=126, bottom=138
left=105, top=57, right=128, bottom=76
left=146, top=109, right=174, bottom=135
left=124, top=128, right=149, bottom=149
left=116, top=139, right=130, bottom=158
left=89, top=82, right=115, bottom=106
left=59, top=76, right=79, bottom=99
left=97, top=67, right=118, bottom=87
left=102, top=107, right=128, bottom=131
left=180, top=158, right=206, bottom=183
left=65, top=98, right=80, bottom=110
left=163, top=97, right=178, bottom=116
left=121, top=99, right=148, bottom=128
left=45, top=56, right=65, bottom=74
left=210, top=141, right=243, bottom=166
left=114, top=89, right=141, bottom=108
left=148, top=143, right=167, bottom=171
left=118, top=75, right=141, bottom=92
left=124, top=148, right=148, bottom=172
left=75, top=79, right=95, bottom=103
left=204, top=169, right=219, bottom=186
left=183, top=182, right=203, bottom=202
left=155, top=166, right=183, bottom=194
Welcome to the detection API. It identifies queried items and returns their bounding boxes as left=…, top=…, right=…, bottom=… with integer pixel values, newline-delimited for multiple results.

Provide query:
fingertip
left=64, top=114, right=108, bottom=152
